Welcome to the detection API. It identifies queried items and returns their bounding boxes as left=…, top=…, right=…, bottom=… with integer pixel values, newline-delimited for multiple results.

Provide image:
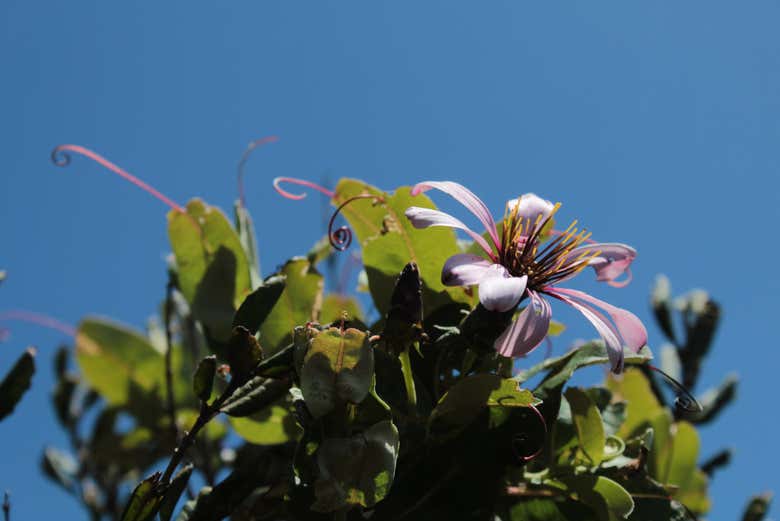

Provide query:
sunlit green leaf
left=75, top=317, right=163, bottom=406
left=320, top=293, right=364, bottom=325
left=258, top=258, right=323, bottom=355
left=229, top=401, right=301, bottom=445
left=168, top=199, right=251, bottom=341
left=565, top=387, right=605, bottom=465
left=558, top=475, right=634, bottom=521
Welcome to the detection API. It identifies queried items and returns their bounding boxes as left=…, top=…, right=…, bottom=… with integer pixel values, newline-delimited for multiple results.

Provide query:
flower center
left=499, top=201, right=601, bottom=290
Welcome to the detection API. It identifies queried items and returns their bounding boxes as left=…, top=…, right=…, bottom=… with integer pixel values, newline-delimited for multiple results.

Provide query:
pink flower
left=405, top=181, right=646, bottom=373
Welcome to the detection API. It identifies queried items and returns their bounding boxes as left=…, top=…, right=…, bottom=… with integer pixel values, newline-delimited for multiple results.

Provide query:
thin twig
left=3, top=491, right=10, bottom=521
left=164, top=274, right=178, bottom=442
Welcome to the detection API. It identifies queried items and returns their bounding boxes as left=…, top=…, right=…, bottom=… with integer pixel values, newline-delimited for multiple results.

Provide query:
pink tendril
left=512, top=403, right=548, bottom=463
left=51, top=144, right=185, bottom=213
left=237, top=136, right=279, bottom=207
left=273, top=177, right=335, bottom=200
left=0, top=310, right=76, bottom=337
left=328, top=194, right=384, bottom=252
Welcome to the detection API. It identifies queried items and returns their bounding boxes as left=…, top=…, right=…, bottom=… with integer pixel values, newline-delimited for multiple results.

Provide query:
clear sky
left=1, top=1, right=778, bottom=519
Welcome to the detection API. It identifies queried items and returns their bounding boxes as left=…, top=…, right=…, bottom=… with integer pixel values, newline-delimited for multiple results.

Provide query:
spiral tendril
left=273, top=177, right=335, bottom=200
left=327, top=194, right=384, bottom=252
left=0, top=310, right=76, bottom=337
left=647, top=364, right=703, bottom=415
left=511, top=404, right=548, bottom=463
left=51, top=144, right=185, bottom=213
left=237, top=136, right=278, bottom=207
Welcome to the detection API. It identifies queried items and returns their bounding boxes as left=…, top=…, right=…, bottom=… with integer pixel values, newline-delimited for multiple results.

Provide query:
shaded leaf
left=558, top=475, right=634, bottom=521
left=225, top=326, right=263, bottom=384
left=313, top=420, right=400, bottom=511
left=741, top=493, right=772, bottom=521
left=120, top=472, right=163, bottom=521
left=192, top=356, right=216, bottom=402
left=40, top=446, right=78, bottom=493
left=159, top=464, right=193, bottom=521
left=232, top=275, right=286, bottom=334
left=517, top=342, right=653, bottom=400
left=0, top=347, right=36, bottom=421
left=234, top=202, right=262, bottom=289
left=300, top=327, right=373, bottom=418
left=220, top=376, right=290, bottom=417
left=320, top=294, right=364, bottom=325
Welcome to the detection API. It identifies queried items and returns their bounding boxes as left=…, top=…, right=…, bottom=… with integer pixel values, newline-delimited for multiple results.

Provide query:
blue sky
left=1, top=1, right=778, bottom=519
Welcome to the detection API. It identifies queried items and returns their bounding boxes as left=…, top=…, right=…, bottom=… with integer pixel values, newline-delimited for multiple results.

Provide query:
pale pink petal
left=568, top=243, right=637, bottom=285
left=411, top=181, right=500, bottom=252
left=551, top=287, right=647, bottom=354
left=479, top=273, right=527, bottom=312
left=441, top=253, right=496, bottom=286
left=506, top=193, right=555, bottom=223
left=405, top=206, right=494, bottom=258
left=546, top=289, right=625, bottom=373
left=494, top=290, right=551, bottom=358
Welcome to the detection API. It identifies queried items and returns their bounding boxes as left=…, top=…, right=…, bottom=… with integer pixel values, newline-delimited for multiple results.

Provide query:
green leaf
left=159, top=464, right=193, bottom=521
left=168, top=199, right=251, bottom=341
left=192, top=356, right=216, bottom=402
left=313, top=420, right=400, bottom=511
left=662, top=421, right=700, bottom=490
left=258, top=257, right=323, bottom=355
left=300, top=327, right=373, bottom=418
left=332, top=179, right=472, bottom=317
left=220, top=376, right=290, bottom=417
left=224, top=326, right=263, bottom=383
left=509, top=498, right=598, bottom=521
left=120, top=472, right=163, bottom=521
left=75, top=318, right=164, bottom=406
left=565, top=387, right=606, bottom=465
left=517, top=342, right=653, bottom=400
left=234, top=202, right=262, bottom=289
left=558, top=475, right=634, bottom=521
left=320, top=293, right=364, bottom=325
left=606, top=368, right=663, bottom=441
left=232, top=274, right=286, bottom=334
left=430, top=374, right=540, bottom=436
left=0, top=347, right=36, bottom=421
left=229, top=401, right=301, bottom=445
left=629, top=499, right=697, bottom=521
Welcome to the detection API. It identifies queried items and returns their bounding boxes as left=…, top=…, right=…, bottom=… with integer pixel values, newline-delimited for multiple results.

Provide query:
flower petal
left=568, top=243, right=637, bottom=286
left=411, top=181, right=500, bottom=252
left=551, top=287, right=647, bottom=354
left=547, top=289, right=625, bottom=373
left=405, top=206, right=494, bottom=258
left=479, top=274, right=527, bottom=312
left=494, top=290, right=551, bottom=358
left=441, top=253, right=495, bottom=286
left=507, top=193, right=555, bottom=223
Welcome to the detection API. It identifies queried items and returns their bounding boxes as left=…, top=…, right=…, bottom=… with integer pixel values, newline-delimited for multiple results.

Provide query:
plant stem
left=399, top=347, right=417, bottom=411
left=164, top=274, right=178, bottom=442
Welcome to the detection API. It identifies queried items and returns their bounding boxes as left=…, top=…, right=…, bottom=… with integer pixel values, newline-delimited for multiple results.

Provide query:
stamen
left=327, top=194, right=384, bottom=251
left=273, top=177, right=335, bottom=200
left=0, top=310, right=76, bottom=337
left=646, top=364, right=703, bottom=416
left=237, top=136, right=279, bottom=207
left=51, top=145, right=185, bottom=213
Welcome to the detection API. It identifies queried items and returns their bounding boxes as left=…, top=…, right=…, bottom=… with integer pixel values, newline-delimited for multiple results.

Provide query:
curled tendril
left=647, top=364, right=703, bottom=415
left=328, top=194, right=384, bottom=252
left=273, top=177, right=335, bottom=200
left=237, top=136, right=279, bottom=207
left=0, top=310, right=77, bottom=337
left=51, top=144, right=185, bottom=213
left=511, top=404, right=548, bottom=463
